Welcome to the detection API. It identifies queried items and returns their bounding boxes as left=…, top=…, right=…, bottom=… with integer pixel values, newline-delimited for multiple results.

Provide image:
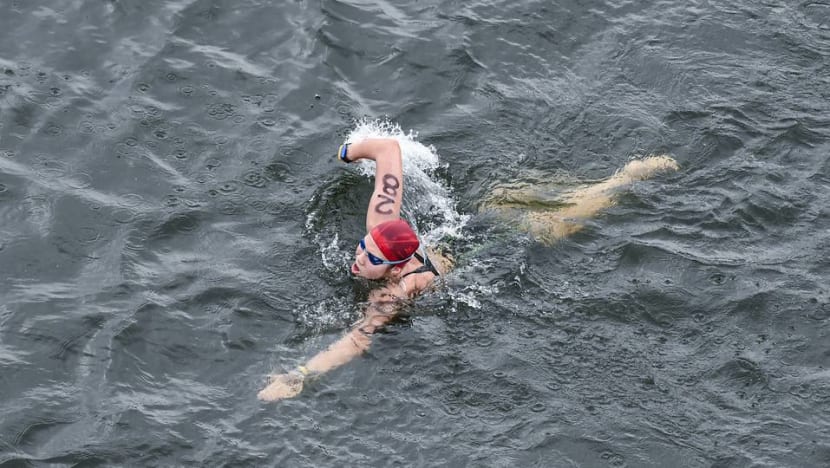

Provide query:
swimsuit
left=396, top=249, right=440, bottom=299
left=402, top=250, right=441, bottom=279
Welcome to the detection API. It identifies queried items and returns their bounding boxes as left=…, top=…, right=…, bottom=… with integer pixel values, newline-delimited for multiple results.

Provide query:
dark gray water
left=2, top=0, right=829, bottom=466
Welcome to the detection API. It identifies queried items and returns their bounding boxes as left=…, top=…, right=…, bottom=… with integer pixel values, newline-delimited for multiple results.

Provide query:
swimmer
left=257, top=138, right=677, bottom=401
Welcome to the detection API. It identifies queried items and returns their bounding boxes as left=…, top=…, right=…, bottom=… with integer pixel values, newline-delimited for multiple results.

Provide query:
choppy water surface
left=2, top=0, right=829, bottom=466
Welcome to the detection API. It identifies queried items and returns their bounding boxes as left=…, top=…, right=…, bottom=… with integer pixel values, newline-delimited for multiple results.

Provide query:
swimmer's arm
left=301, top=301, right=395, bottom=375
left=258, top=288, right=401, bottom=401
left=343, top=139, right=404, bottom=231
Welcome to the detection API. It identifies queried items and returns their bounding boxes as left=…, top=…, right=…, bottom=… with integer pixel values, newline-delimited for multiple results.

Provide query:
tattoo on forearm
left=382, top=174, right=399, bottom=196
left=374, top=174, right=400, bottom=215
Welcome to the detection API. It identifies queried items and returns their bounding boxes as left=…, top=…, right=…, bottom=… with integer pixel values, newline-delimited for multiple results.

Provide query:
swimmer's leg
left=487, top=155, right=678, bottom=244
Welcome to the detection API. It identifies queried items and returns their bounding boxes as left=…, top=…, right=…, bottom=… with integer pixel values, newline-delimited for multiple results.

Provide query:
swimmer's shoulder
left=400, top=248, right=453, bottom=297
left=426, top=247, right=454, bottom=276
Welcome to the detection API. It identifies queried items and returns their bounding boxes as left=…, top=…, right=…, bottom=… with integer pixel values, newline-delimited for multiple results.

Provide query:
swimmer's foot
left=620, top=155, right=679, bottom=181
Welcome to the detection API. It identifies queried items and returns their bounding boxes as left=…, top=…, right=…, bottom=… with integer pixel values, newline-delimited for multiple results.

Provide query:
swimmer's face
left=351, top=233, right=394, bottom=280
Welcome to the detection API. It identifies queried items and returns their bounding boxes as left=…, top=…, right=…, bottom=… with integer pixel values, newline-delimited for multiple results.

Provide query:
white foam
left=346, top=118, right=469, bottom=245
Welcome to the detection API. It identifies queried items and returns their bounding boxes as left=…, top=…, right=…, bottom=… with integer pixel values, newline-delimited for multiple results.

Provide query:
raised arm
left=257, top=288, right=402, bottom=402
left=339, top=139, right=404, bottom=231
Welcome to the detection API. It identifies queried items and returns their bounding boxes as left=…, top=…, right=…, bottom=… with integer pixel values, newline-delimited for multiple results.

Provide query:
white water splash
left=345, top=118, right=469, bottom=245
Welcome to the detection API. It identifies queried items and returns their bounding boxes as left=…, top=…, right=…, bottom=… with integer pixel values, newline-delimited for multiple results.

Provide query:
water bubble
left=112, top=208, right=137, bottom=224
left=219, top=200, right=240, bottom=215
left=242, top=170, right=266, bottom=188
left=36, top=159, right=69, bottom=178
left=124, top=228, right=146, bottom=252
left=167, top=213, right=199, bottom=232
left=121, top=194, right=145, bottom=208
left=493, top=371, right=506, bottom=378
left=66, top=173, right=93, bottom=189
left=259, top=118, right=276, bottom=127
left=78, top=121, right=95, bottom=134
left=249, top=199, right=267, bottom=211
left=207, top=103, right=233, bottom=120
left=218, top=181, right=241, bottom=194
left=530, top=402, right=546, bottom=412
left=601, top=451, right=625, bottom=466
left=496, top=401, right=513, bottom=412
left=129, top=105, right=145, bottom=117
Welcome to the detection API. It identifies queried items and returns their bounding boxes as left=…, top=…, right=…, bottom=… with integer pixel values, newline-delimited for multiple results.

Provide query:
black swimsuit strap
left=402, top=251, right=441, bottom=278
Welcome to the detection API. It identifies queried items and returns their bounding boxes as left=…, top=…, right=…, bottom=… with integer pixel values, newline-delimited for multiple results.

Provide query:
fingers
left=257, top=387, right=280, bottom=401
left=257, top=373, right=304, bottom=401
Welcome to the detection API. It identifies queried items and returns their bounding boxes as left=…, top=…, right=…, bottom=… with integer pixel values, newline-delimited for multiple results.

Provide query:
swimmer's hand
left=257, top=370, right=305, bottom=401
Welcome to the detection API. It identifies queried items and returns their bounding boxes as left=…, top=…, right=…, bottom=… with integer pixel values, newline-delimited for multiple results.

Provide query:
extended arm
left=257, top=289, right=403, bottom=402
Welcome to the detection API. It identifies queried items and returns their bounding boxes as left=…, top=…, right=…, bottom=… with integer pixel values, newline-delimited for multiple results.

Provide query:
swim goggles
left=359, top=238, right=413, bottom=265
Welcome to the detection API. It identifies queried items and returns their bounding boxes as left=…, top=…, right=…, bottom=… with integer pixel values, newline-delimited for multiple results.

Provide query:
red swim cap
left=369, top=219, right=420, bottom=264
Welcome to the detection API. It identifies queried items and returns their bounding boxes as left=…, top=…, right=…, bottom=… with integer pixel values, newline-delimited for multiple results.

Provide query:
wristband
left=297, top=365, right=310, bottom=376
left=338, top=143, right=351, bottom=163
